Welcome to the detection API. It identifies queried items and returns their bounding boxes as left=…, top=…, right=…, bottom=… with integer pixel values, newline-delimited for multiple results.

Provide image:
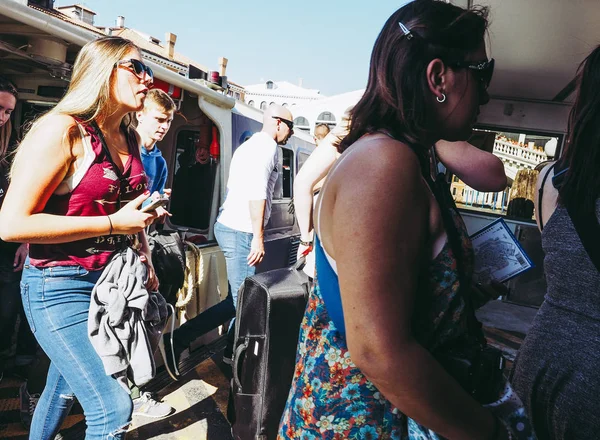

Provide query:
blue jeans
left=20, top=259, right=132, bottom=440
left=174, top=221, right=255, bottom=353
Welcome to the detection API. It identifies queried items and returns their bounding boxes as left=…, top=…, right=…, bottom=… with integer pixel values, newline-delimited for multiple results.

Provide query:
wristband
left=299, top=239, right=312, bottom=247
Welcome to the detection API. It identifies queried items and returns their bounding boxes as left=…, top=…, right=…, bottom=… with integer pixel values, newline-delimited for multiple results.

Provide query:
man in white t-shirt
left=161, top=105, right=294, bottom=379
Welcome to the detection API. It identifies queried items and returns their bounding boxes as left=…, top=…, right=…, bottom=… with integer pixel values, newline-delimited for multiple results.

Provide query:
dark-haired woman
left=510, top=46, right=600, bottom=440
left=0, top=77, right=35, bottom=376
left=0, top=37, right=157, bottom=440
left=278, top=1, right=531, bottom=439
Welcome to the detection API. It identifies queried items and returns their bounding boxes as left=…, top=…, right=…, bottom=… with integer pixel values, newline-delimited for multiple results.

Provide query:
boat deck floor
left=0, top=300, right=537, bottom=439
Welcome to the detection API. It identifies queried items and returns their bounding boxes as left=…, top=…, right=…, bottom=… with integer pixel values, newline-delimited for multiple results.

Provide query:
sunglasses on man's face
left=272, top=116, right=294, bottom=131
left=450, top=58, right=495, bottom=91
left=115, top=59, right=154, bottom=82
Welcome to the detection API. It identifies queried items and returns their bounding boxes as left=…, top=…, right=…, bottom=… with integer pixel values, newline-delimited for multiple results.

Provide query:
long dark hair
left=0, top=76, right=18, bottom=167
left=559, top=46, right=600, bottom=214
left=338, top=0, right=488, bottom=153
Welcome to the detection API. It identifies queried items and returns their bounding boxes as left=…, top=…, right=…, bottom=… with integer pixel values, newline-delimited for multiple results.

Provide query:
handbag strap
left=427, top=148, right=486, bottom=348
left=377, top=132, right=469, bottom=295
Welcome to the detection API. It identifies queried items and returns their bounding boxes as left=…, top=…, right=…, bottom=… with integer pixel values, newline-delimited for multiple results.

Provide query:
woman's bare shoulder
left=15, top=114, right=81, bottom=170
left=537, top=161, right=557, bottom=192
left=34, top=114, right=78, bottom=133
left=334, top=134, right=423, bottom=184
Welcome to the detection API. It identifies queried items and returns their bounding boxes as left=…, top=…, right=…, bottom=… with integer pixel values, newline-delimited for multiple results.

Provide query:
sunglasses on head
left=449, top=58, right=495, bottom=91
left=115, top=59, right=154, bottom=82
left=272, top=116, right=294, bottom=130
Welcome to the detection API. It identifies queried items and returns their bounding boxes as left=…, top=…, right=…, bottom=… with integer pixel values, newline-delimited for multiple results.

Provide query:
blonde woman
left=0, top=37, right=157, bottom=439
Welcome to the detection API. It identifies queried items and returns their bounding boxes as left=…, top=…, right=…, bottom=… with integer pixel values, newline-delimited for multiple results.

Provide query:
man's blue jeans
left=20, top=259, right=132, bottom=440
left=174, top=221, right=255, bottom=352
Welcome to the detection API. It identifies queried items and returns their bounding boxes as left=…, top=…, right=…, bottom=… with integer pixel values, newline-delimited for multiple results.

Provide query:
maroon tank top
left=29, top=121, right=148, bottom=271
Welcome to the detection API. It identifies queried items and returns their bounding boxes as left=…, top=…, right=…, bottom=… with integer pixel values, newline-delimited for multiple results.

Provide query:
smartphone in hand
left=141, top=194, right=169, bottom=213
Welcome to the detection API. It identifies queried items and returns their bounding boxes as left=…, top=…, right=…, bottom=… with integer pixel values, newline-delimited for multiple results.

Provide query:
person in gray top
left=509, top=45, right=600, bottom=440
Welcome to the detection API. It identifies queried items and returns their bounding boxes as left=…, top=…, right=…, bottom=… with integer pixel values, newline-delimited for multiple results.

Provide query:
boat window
left=298, top=151, right=310, bottom=171
left=317, top=111, right=335, bottom=122
left=273, top=147, right=293, bottom=200
left=450, top=128, right=562, bottom=221
left=316, top=112, right=336, bottom=130
left=170, top=129, right=216, bottom=232
left=293, top=116, right=310, bottom=132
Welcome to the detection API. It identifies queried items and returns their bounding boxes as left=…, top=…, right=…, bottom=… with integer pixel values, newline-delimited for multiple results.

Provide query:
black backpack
left=147, top=229, right=186, bottom=304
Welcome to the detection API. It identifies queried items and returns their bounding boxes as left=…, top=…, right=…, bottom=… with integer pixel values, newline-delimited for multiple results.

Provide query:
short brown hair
left=314, top=124, right=330, bottom=140
left=144, top=88, right=176, bottom=113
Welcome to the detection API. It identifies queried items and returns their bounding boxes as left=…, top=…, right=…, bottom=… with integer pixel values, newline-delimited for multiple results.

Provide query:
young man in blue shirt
left=137, top=88, right=175, bottom=219
left=132, top=88, right=176, bottom=418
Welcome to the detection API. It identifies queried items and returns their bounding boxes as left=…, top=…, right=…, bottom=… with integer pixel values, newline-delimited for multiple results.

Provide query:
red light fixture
left=210, top=125, right=220, bottom=160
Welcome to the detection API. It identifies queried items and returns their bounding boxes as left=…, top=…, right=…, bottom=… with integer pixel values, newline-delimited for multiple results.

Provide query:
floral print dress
left=278, top=207, right=482, bottom=440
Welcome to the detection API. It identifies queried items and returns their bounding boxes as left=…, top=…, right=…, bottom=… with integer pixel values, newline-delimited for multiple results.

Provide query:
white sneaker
left=132, top=392, right=175, bottom=419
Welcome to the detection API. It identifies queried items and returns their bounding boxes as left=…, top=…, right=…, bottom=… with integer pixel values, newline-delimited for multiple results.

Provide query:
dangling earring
left=436, top=93, right=446, bottom=103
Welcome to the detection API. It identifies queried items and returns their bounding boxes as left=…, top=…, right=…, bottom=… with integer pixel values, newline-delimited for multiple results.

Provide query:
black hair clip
left=398, top=21, right=414, bottom=40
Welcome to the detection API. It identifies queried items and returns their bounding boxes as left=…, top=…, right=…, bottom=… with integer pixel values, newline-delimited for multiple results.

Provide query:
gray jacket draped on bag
left=88, top=247, right=169, bottom=389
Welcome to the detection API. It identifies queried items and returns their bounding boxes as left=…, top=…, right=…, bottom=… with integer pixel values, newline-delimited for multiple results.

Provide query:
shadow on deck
left=0, top=300, right=538, bottom=439
left=0, top=336, right=232, bottom=440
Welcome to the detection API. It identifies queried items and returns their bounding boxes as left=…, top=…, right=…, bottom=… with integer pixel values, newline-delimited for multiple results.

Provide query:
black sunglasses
left=449, top=58, right=495, bottom=91
left=115, top=59, right=154, bottom=81
left=272, top=116, right=294, bottom=130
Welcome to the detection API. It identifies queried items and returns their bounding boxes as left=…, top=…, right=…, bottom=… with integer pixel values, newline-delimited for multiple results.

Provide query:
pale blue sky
left=55, top=1, right=412, bottom=96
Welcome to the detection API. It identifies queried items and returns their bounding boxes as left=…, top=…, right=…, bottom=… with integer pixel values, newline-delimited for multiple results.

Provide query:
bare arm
left=0, top=115, right=154, bottom=243
left=534, top=162, right=557, bottom=232
left=322, top=139, right=498, bottom=440
left=294, top=134, right=339, bottom=242
left=436, top=140, right=507, bottom=192
left=138, top=230, right=159, bottom=291
left=247, top=199, right=266, bottom=266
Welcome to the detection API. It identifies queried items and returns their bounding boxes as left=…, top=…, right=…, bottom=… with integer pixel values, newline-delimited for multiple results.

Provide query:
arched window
left=317, top=111, right=336, bottom=123
left=270, top=102, right=276, bottom=107
left=316, top=111, right=337, bottom=130
left=282, top=103, right=288, bottom=108
left=260, top=101, right=267, bottom=110
left=266, top=80, right=274, bottom=90
left=248, top=100, right=255, bottom=107
left=293, top=117, right=310, bottom=132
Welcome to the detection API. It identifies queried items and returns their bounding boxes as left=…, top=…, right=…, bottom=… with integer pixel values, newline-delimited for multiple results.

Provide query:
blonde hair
left=11, top=37, right=141, bottom=176
left=52, top=36, right=138, bottom=123
left=21, top=37, right=139, bottom=143
left=143, top=88, right=176, bottom=114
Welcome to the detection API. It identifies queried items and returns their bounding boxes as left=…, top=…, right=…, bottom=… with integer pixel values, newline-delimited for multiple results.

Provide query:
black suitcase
left=230, top=258, right=310, bottom=440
